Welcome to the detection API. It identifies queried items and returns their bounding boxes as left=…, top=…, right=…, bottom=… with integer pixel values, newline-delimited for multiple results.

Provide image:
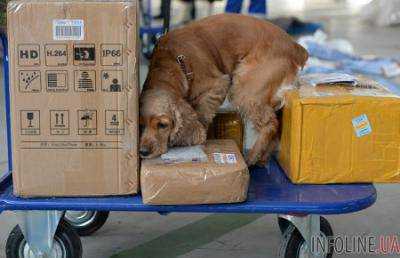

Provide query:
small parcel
left=141, top=140, right=250, bottom=205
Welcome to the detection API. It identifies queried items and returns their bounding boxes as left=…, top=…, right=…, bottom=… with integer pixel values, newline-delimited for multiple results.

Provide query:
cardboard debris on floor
left=141, top=140, right=250, bottom=205
left=279, top=74, right=400, bottom=184
left=7, top=0, right=139, bottom=196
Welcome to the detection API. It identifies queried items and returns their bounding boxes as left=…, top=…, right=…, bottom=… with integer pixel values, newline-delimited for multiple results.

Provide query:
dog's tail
left=292, top=43, right=309, bottom=69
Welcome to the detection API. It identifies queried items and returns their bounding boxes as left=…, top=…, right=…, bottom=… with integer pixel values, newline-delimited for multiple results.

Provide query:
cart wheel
left=6, top=220, right=82, bottom=258
left=278, top=217, right=291, bottom=234
left=64, top=211, right=109, bottom=236
left=279, top=217, right=334, bottom=258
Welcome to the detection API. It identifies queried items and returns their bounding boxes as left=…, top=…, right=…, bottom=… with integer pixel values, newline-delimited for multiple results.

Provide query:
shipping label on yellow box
left=279, top=80, right=400, bottom=184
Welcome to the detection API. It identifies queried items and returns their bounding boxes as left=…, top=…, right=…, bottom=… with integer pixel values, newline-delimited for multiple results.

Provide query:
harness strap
left=176, top=54, right=194, bottom=82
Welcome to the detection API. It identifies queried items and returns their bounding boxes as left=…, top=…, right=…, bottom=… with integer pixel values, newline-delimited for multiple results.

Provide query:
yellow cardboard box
left=279, top=79, right=400, bottom=183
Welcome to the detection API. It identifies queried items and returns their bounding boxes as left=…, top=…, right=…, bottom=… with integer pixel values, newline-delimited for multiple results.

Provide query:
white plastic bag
left=362, top=0, right=400, bottom=26
left=161, top=145, right=208, bottom=164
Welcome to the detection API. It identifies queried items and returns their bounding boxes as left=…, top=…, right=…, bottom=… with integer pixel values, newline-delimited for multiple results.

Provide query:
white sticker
left=213, top=153, right=237, bottom=164
left=352, top=114, right=372, bottom=137
left=382, top=63, right=400, bottom=78
left=213, top=153, right=225, bottom=164
left=226, top=153, right=237, bottom=164
left=53, top=19, right=84, bottom=41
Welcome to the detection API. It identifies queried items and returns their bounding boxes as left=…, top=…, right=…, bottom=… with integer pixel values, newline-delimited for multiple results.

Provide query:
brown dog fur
left=140, top=13, right=308, bottom=165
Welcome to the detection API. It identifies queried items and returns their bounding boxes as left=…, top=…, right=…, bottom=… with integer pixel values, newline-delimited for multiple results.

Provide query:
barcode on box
left=53, top=19, right=84, bottom=40
left=56, top=26, right=81, bottom=38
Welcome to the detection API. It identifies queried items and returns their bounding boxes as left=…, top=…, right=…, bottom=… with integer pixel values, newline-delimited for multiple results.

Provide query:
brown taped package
left=141, top=140, right=250, bottom=205
left=7, top=0, right=139, bottom=196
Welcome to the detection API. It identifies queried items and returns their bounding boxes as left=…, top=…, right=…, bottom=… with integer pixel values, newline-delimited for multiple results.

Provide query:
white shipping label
left=213, top=153, right=225, bottom=164
left=382, top=63, right=400, bottom=78
left=53, top=19, right=84, bottom=41
left=226, top=153, right=237, bottom=164
left=213, top=153, right=237, bottom=164
left=352, top=114, right=372, bottom=138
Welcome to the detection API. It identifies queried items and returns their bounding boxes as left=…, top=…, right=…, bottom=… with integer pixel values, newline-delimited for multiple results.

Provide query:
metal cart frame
left=0, top=161, right=377, bottom=258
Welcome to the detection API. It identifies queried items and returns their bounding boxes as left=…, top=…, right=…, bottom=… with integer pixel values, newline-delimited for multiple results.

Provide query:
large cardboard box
left=141, top=140, right=250, bottom=205
left=279, top=78, right=400, bottom=183
left=7, top=0, right=139, bottom=196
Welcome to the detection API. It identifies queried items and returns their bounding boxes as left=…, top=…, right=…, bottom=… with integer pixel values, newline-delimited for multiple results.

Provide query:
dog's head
left=139, top=89, right=207, bottom=159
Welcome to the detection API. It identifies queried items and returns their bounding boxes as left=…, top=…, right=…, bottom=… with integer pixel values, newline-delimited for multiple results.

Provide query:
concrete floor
left=1, top=1, right=400, bottom=258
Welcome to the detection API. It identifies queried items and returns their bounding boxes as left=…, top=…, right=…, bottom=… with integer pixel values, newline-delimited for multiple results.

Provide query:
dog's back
left=154, top=14, right=307, bottom=75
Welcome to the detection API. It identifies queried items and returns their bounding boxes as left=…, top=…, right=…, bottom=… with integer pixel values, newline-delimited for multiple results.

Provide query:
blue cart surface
left=0, top=159, right=377, bottom=258
left=0, top=159, right=377, bottom=215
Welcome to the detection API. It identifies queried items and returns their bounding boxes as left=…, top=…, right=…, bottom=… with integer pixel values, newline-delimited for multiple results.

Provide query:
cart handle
left=0, top=33, right=12, bottom=182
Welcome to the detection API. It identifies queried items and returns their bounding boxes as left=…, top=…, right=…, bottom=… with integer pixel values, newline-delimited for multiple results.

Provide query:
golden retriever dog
left=140, top=13, right=308, bottom=165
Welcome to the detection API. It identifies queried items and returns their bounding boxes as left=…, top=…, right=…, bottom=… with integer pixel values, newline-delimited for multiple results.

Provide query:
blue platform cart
left=0, top=35, right=377, bottom=258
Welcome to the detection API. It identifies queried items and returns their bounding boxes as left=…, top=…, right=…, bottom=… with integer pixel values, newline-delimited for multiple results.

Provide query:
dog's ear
left=170, top=99, right=207, bottom=146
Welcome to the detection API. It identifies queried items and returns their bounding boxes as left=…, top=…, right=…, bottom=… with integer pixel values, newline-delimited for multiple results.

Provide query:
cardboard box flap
left=296, top=75, right=400, bottom=101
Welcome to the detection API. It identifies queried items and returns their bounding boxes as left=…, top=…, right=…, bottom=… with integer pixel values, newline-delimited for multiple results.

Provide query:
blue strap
left=225, top=0, right=267, bottom=15
left=225, top=0, right=243, bottom=13
left=249, top=0, right=267, bottom=14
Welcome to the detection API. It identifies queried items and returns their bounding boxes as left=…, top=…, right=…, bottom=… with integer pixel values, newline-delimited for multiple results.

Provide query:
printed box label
left=77, top=110, right=97, bottom=135
left=53, top=19, right=84, bottom=41
left=74, top=70, right=96, bottom=92
left=50, top=110, right=70, bottom=135
left=19, top=70, right=41, bottom=93
left=105, top=110, right=125, bottom=135
left=18, top=44, right=40, bottom=66
left=74, top=44, right=95, bottom=66
left=45, top=44, right=68, bottom=66
left=101, top=44, right=123, bottom=66
left=20, top=110, right=40, bottom=135
left=101, top=70, right=123, bottom=92
left=46, top=71, right=68, bottom=92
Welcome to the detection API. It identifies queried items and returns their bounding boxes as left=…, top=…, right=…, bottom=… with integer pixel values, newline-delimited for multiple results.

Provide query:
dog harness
left=176, top=54, right=194, bottom=82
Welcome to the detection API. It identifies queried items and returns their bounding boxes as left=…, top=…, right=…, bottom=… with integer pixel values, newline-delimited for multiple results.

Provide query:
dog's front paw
left=255, top=151, right=272, bottom=167
left=255, top=159, right=268, bottom=168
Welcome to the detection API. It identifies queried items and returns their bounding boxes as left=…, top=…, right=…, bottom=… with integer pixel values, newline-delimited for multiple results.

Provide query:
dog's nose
left=139, top=148, right=150, bottom=157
